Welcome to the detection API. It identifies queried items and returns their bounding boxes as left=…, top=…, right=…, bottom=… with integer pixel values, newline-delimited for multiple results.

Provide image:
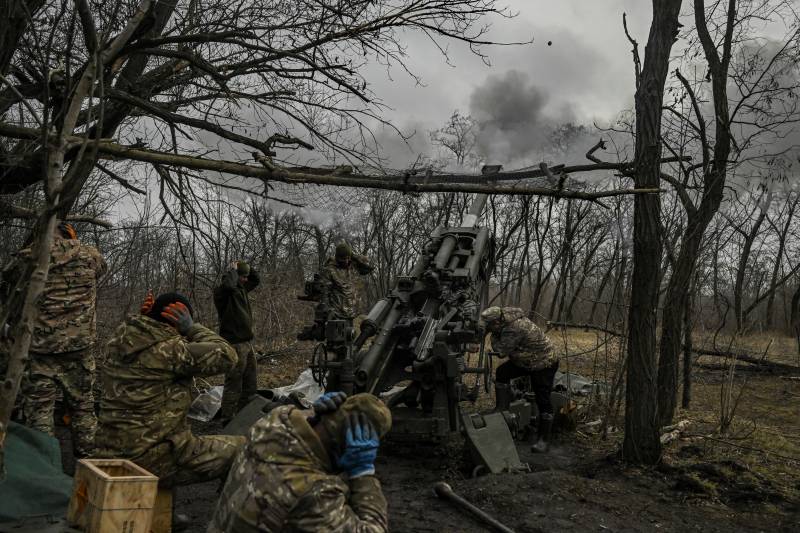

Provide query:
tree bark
left=623, top=0, right=682, bottom=465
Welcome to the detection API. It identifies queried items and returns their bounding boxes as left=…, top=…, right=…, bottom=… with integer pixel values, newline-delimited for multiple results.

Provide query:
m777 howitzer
left=337, top=194, right=495, bottom=440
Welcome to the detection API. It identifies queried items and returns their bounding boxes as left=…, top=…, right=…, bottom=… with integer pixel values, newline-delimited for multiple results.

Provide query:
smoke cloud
left=469, top=69, right=593, bottom=168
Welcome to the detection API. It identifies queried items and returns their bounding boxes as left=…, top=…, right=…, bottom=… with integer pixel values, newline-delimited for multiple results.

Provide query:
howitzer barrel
left=465, top=227, right=490, bottom=279
left=355, top=304, right=403, bottom=389
left=354, top=298, right=391, bottom=349
left=433, top=234, right=457, bottom=270
left=460, top=194, right=488, bottom=228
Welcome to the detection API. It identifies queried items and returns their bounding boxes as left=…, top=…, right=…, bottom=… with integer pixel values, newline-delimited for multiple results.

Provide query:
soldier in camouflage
left=319, top=242, right=373, bottom=321
left=208, top=392, right=391, bottom=532
left=0, top=222, right=107, bottom=457
left=481, top=306, right=558, bottom=453
left=95, top=292, right=245, bottom=487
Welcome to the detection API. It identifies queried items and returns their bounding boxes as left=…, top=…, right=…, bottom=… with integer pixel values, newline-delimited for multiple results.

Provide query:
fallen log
left=546, top=321, right=624, bottom=337
left=544, top=322, right=800, bottom=373
left=691, top=347, right=800, bottom=373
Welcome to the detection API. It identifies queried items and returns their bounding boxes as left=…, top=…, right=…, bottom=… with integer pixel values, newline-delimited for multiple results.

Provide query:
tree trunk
left=655, top=0, right=737, bottom=426
left=765, top=196, right=797, bottom=329
left=682, top=275, right=696, bottom=408
left=589, top=240, right=619, bottom=324
left=623, top=0, right=682, bottom=465
left=734, top=207, right=767, bottom=331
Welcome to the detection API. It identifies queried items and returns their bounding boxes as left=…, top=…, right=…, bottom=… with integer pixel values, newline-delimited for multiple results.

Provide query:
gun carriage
left=300, top=194, right=495, bottom=441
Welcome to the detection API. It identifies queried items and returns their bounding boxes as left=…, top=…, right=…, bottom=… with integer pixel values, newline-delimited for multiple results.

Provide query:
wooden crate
left=67, top=459, right=159, bottom=533
left=150, top=487, right=173, bottom=533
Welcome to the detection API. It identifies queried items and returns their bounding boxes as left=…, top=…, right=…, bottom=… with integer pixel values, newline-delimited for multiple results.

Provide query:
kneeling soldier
left=481, top=306, right=559, bottom=453
left=209, top=392, right=391, bottom=532
left=96, top=292, right=244, bottom=486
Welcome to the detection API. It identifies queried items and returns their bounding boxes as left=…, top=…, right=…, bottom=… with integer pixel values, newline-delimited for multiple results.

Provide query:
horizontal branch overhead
left=0, top=122, right=663, bottom=203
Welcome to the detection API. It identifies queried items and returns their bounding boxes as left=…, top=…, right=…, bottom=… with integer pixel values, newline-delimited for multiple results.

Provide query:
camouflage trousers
left=22, top=348, right=96, bottom=457
left=220, top=342, right=257, bottom=420
left=132, top=432, right=245, bottom=488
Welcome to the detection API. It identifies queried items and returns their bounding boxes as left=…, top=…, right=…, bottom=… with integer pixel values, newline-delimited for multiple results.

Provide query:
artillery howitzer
left=302, top=193, right=496, bottom=441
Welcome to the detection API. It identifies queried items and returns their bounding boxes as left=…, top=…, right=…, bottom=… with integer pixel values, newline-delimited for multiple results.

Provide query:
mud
left=168, top=420, right=798, bottom=532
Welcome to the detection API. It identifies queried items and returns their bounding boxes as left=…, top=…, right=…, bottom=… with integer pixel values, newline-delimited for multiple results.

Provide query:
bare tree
left=623, top=0, right=683, bottom=465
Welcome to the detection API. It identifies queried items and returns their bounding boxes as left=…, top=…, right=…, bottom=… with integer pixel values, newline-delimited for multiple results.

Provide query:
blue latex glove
left=337, top=413, right=379, bottom=479
left=307, top=391, right=347, bottom=426
left=313, top=391, right=347, bottom=415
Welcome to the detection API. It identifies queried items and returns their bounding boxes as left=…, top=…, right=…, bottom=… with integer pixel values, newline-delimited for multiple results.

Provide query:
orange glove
left=140, top=289, right=155, bottom=315
left=59, top=222, right=77, bottom=240
left=161, top=302, right=193, bottom=335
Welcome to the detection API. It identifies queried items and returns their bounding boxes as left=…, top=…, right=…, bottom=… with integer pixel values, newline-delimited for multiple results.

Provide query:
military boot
left=494, top=383, right=512, bottom=412
left=532, top=413, right=553, bottom=453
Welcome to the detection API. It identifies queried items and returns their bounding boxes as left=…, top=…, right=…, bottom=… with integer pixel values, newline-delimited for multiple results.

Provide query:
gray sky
left=365, top=0, right=657, bottom=168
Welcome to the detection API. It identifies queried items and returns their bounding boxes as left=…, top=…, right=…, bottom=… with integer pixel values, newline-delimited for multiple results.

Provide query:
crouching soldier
left=95, top=292, right=245, bottom=487
left=208, top=392, right=391, bottom=532
left=481, top=306, right=558, bottom=453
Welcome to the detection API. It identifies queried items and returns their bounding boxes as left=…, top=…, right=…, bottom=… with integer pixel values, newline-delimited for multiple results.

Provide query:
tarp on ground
left=554, top=371, right=608, bottom=396
left=0, top=422, right=72, bottom=524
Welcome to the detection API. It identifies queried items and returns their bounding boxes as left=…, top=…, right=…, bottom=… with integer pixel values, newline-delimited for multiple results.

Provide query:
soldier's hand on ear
left=161, top=302, right=193, bottom=335
left=337, top=413, right=379, bottom=479
left=314, top=391, right=347, bottom=414
left=140, top=289, right=154, bottom=315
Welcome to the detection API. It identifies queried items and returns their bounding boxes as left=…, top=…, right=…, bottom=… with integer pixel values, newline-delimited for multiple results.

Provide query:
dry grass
left=251, top=326, right=800, bottom=510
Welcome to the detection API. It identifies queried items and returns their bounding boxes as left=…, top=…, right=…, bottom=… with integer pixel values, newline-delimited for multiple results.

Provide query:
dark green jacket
left=214, top=268, right=260, bottom=343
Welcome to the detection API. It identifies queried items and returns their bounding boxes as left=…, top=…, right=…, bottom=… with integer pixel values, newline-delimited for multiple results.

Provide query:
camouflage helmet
left=334, top=241, right=352, bottom=260
left=321, top=393, right=392, bottom=446
left=480, top=306, right=504, bottom=325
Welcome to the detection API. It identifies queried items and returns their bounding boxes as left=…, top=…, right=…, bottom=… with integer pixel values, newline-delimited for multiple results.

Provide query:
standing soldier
left=96, top=292, right=244, bottom=487
left=481, top=306, right=558, bottom=453
left=320, top=242, right=373, bottom=321
left=214, top=261, right=260, bottom=423
left=2, top=222, right=107, bottom=458
left=208, top=392, right=391, bottom=532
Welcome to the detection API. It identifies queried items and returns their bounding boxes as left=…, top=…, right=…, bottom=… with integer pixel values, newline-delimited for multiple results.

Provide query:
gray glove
left=161, top=302, right=194, bottom=336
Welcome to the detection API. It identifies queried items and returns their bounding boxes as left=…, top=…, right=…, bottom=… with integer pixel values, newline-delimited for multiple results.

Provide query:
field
left=163, top=329, right=800, bottom=531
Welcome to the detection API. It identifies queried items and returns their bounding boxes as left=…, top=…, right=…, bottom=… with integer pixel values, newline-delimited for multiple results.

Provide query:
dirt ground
left=162, top=331, right=800, bottom=532
left=52, top=331, right=800, bottom=531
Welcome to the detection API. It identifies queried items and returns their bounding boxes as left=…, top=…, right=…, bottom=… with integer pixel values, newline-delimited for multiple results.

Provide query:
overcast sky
left=365, top=0, right=658, bottom=168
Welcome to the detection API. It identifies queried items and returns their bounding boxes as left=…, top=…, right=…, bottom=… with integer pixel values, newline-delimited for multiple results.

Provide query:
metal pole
left=433, top=482, right=516, bottom=533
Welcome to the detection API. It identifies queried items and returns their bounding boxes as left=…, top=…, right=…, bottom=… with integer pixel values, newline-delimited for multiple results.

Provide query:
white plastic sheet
left=270, top=368, right=324, bottom=404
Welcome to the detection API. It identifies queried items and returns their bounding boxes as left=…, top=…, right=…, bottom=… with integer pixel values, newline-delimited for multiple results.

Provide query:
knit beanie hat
left=236, top=261, right=250, bottom=276
left=321, top=393, right=392, bottom=446
left=147, top=292, right=194, bottom=323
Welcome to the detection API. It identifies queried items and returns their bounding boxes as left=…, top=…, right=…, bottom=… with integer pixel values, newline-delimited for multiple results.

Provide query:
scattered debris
left=660, top=420, right=690, bottom=445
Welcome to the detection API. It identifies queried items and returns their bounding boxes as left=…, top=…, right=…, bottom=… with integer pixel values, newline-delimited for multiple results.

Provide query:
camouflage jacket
left=489, top=307, right=557, bottom=371
left=320, top=255, right=373, bottom=320
left=96, top=315, right=237, bottom=459
left=1, top=237, right=106, bottom=353
left=208, top=406, right=388, bottom=533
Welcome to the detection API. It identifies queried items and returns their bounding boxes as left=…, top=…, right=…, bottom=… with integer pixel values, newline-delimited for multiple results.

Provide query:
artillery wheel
left=310, top=343, right=329, bottom=386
